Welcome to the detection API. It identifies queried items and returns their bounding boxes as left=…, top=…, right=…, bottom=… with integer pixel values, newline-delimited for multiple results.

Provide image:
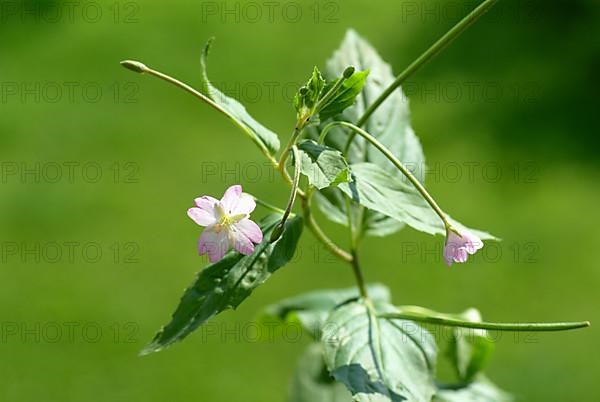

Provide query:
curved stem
left=356, top=0, right=499, bottom=128
left=302, top=197, right=353, bottom=263
left=323, top=121, right=451, bottom=229
left=120, top=60, right=278, bottom=165
left=122, top=61, right=351, bottom=264
left=380, top=310, right=591, bottom=332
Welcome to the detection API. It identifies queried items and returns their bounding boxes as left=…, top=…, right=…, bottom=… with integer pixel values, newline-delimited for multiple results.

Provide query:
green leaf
left=200, top=38, right=280, bottom=155
left=259, top=284, right=391, bottom=340
left=339, top=163, right=496, bottom=239
left=323, top=300, right=437, bottom=402
left=325, top=30, right=425, bottom=177
left=315, top=29, right=426, bottom=237
left=433, top=376, right=512, bottom=402
left=318, top=69, right=369, bottom=122
left=289, top=343, right=353, bottom=402
left=297, top=140, right=352, bottom=190
left=295, top=67, right=326, bottom=122
left=447, top=309, right=495, bottom=383
left=141, top=214, right=303, bottom=354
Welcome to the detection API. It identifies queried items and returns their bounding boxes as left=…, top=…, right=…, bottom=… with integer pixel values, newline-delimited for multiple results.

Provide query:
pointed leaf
left=319, top=69, right=369, bottom=122
left=339, top=163, right=496, bottom=239
left=315, top=29, right=426, bottom=237
left=142, top=214, right=303, bottom=354
left=200, top=39, right=280, bottom=155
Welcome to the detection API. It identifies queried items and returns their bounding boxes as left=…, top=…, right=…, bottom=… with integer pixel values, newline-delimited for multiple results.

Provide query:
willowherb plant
left=122, top=1, right=589, bottom=400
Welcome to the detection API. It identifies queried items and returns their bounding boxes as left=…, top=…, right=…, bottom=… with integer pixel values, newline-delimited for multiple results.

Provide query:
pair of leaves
left=141, top=214, right=303, bottom=354
left=200, top=38, right=280, bottom=155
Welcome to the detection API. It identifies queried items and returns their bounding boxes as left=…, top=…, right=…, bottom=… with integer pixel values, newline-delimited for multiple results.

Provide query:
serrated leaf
left=338, top=163, right=496, bottom=239
left=323, top=300, right=437, bottom=402
left=433, top=376, right=512, bottom=402
left=200, top=38, right=280, bottom=155
left=289, top=343, right=353, bottom=402
left=297, top=140, right=352, bottom=190
left=314, top=29, right=427, bottom=237
left=319, top=70, right=369, bottom=122
left=259, top=284, right=390, bottom=340
left=142, top=214, right=303, bottom=354
left=447, top=309, right=495, bottom=383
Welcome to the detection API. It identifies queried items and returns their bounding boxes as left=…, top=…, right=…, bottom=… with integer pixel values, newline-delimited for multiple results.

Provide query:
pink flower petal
left=235, top=218, right=263, bottom=244
left=198, top=228, right=229, bottom=263
left=220, top=185, right=242, bottom=214
left=194, top=196, right=218, bottom=212
left=187, top=207, right=216, bottom=227
left=231, top=193, right=256, bottom=216
left=230, top=229, right=255, bottom=255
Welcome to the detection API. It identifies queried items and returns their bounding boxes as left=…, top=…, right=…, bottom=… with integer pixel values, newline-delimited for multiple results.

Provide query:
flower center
left=215, top=204, right=245, bottom=228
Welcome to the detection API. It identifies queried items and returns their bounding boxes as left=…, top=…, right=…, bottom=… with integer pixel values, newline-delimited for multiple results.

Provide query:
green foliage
left=296, top=140, right=352, bottom=190
left=259, top=284, right=390, bottom=339
left=446, top=309, right=495, bottom=383
left=295, top=67, right=326, bottom=123
left=141, top=214, right=303, bottom=354
left=289, top=343, right=353, bottom=402
left=318, top=69, right=369, bottom=122
left=338, top=163, right=496, bottom=239
left=200, top=38, right=280, bottom=155
left=323, top=300, right=437, bottom=402
left=313, top=30, right=428, bottom=237
left=120, top=21, right=589, bottom=402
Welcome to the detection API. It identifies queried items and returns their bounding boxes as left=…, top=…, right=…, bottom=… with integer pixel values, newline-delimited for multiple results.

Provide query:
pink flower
left=187, top=185, right=263, bottom=263
left=443, top=228, right=483, bottom=266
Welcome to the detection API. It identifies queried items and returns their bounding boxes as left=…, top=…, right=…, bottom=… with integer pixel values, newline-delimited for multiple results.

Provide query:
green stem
left=344, top=195, right=369, bottom=299
left=254, top=198, right=288, bottom=215
left=302, top=198, right=353, bottom=263
left=120, top=60, right=278, bottom=165
left=271, top=146, right=302, bottom=242
left=356, top=0, right=498, bottom=128
left=278, top=127, right=302, bottom=171
left=380, top=311, right=591, bottom=332
left=323, top=121, right=451, bottom=229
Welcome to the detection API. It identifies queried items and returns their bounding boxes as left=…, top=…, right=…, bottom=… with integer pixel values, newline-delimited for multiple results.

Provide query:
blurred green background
left=1, top=0, right=599, bottom=400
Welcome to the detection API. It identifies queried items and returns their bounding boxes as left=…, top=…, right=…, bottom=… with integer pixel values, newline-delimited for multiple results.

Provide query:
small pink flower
left=187, top=185, right=263, bottom=263
left=443, top=228, right=483, bottom=266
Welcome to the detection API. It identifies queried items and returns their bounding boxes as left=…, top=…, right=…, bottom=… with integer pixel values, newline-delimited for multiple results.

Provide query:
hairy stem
left=356, top=0, right=499, bottom=128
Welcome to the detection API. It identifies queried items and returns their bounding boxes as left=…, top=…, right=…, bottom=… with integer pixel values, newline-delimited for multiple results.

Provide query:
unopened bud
left=120, top=60, right=148, bottom=74
left=343, top=66, right=355, bottom=79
